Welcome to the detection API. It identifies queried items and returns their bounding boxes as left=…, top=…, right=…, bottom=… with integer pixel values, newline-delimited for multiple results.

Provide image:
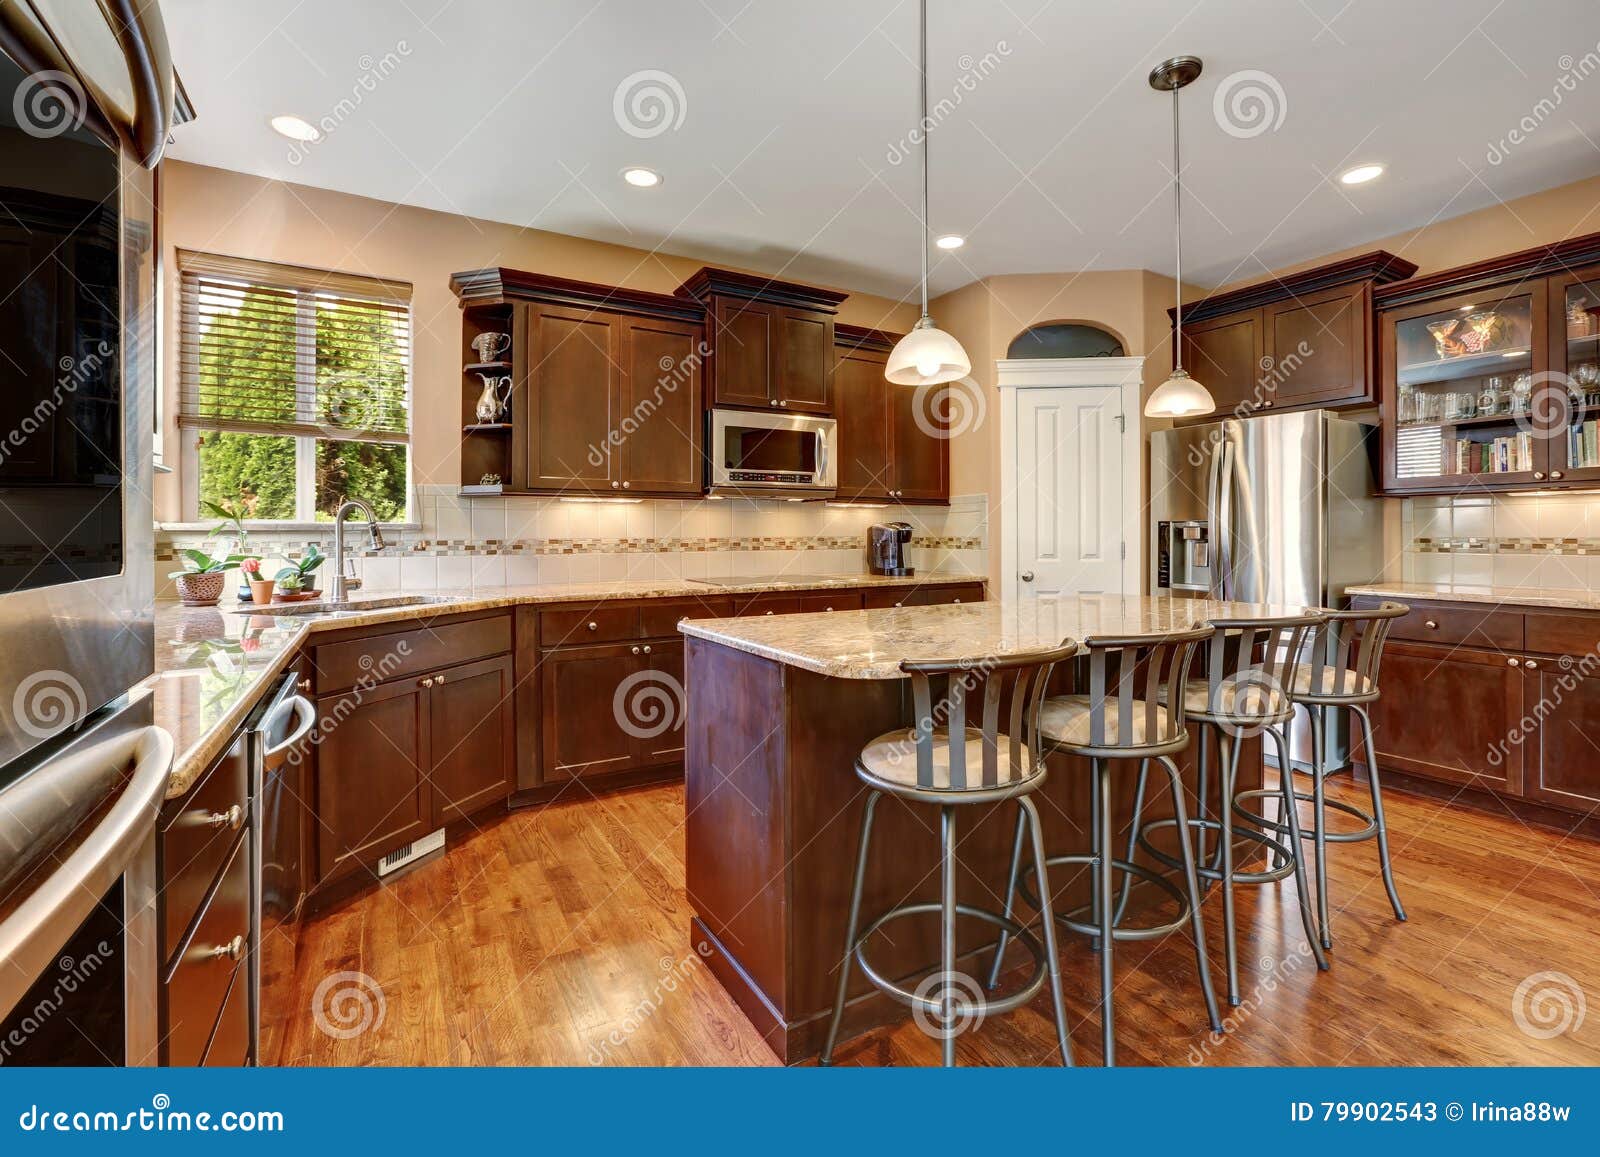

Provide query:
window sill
left=157, top=521, right=423, bottom=534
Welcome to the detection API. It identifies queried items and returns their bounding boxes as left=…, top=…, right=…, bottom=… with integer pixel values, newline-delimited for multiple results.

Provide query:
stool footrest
left=1138, top=817, right=1299, bottom=885
left=1017, top=855, right=1193, bottom=941
left=853, top=901, right=1048, bottom=1018
left=1232, top=788, right=1379, bottom=844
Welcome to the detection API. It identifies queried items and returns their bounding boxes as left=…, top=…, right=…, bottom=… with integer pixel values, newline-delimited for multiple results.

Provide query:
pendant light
left=1144, top=55, right=1215, bottom=418
left=885, top=0, right=971, bottom=387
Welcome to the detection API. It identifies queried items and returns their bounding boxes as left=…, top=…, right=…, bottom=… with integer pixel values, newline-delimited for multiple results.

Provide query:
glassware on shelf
left=1512, top=372, right=1532, bottom=416
left=1426, top=317, right=1464, bottom=359
left=1568, top=296, right=1595, bottom=338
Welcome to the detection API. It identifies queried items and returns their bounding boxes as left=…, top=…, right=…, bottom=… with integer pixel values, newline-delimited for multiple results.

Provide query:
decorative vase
left=176, top=572, right=226, bottom=607
left=248, top=578, right=276, bottom=604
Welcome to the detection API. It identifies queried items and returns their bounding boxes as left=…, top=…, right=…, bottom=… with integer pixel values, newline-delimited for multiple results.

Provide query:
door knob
left=642, top=645, right=651, bottom=654
left=622, top=481, right=631, bottom=488
left=611, top=481, right=621, bottom=489
left=1552, top=470, right=1565, bottom=480
left=298, top=678, right=311, bottom=693
left=1507, top=656, right=1521, bottom=667
left=1526, top=659, right=1540, bottom=671
left=1534, top=472, right=1546, bottom=480
left=1020, top=571, right=1035, bottom=582
left=631, top=646, right=641, bottom=655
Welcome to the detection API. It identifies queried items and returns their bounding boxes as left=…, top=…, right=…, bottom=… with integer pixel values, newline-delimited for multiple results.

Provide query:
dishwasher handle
left=261, top=695, right=316, bottom=769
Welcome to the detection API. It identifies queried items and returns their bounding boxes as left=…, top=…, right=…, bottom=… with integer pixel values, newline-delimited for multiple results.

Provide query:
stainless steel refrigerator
left=1149, top=411, right=1385, bottom=770
left=1149, top=410, right=1383, bottom=608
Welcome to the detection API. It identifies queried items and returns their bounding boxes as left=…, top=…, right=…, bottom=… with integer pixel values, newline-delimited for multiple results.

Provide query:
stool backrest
left=899, top=642, right=1079, bottom=790
left=1078, top=624, right=1213, bottom=750
left=1199, top=611, right=1325, bottom=720
left=1304, top=600, right=1409, bottom=695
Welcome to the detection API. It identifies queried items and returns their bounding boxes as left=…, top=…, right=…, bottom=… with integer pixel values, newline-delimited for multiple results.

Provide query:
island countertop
left=678, top=593, right=1308, bottom=678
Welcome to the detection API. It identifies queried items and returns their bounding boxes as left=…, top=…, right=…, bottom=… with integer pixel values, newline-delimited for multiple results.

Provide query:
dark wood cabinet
left=677, top=267, right=845, bottom=414
left=618, top=315, right=704, bottom=494
left=540, top=642, right=644, bottom=779
left=525, top=304, right=619, bottom=494
left=863, top=582, right=985, bottom=609
left=428, top=653, right=516, bottom=825
left=1173, top=251, right=1415, bottom=420
left=832, top=325, right=949, bottom=504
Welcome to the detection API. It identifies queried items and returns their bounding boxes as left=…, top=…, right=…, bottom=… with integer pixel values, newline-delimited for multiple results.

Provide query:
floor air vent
left=378, top=828, right=445, bottom=877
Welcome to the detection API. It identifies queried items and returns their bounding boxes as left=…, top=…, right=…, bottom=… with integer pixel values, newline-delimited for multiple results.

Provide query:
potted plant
left=168, top=549, right=247, bottom=607
left=240, top=557, right=274, bottom=605
left=273, top=545, right=326, bottom=602
left=200, top=497, right=253, bottom=601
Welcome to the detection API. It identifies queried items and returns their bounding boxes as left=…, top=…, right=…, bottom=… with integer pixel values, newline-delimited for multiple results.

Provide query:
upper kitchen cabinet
left=449, top=268, right=706, bottom=497
left=1375, top=231, right=1600, bottom=495
left=1172, top=251, right=1417, bottom=419
left=832, top=325, right=949, bottom=504
left=676, top=267, right=846, bottom=415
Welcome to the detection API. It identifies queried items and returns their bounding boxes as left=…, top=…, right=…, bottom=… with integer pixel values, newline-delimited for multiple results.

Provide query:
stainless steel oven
left=707, top=408, right=837, bottom=499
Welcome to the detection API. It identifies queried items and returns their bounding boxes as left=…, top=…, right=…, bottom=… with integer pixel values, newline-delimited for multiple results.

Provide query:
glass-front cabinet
left=1381, top=280, right=1551, bottom=493
left=1546, top=262, right=1600, bottom=486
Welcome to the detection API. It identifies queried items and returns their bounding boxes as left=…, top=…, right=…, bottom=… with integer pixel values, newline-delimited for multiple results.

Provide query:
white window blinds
left=177, top=251, right=412, bottom=444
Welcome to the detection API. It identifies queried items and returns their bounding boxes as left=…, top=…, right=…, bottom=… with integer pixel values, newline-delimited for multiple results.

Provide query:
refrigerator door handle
left=1217, top=441, right=1235, bottom=601
left=1206, top=438, right=1224, bottom=598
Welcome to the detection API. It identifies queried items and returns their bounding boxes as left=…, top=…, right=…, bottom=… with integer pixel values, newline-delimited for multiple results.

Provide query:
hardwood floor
left=265, top=771, right=1600, bottom=1066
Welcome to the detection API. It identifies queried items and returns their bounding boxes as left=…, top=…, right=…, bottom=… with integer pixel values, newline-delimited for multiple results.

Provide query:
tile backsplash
left=155, top=487, right=988, bottom=599
left=1402, top=491, right=1600, bottom=589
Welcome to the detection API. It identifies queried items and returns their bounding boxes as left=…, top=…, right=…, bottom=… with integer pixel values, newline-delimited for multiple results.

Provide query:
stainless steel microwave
left=707, top=408, right=837, bottom=499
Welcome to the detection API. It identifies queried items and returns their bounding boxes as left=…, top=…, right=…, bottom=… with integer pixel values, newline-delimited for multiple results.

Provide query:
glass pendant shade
left=886, top=317, right=971, bottom=386
left=1143, top=367, right=1215, bottom=417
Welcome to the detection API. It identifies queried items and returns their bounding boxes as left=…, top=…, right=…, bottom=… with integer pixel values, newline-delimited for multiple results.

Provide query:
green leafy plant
left=200, top=497, right=250, bottom=540
left=274, top=545, right=326, bottom=589
left=167, top=548, right=249, bottom=580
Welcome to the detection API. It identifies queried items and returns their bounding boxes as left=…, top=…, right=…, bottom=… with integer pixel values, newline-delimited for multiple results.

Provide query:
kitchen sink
left=230, top=594, right=459, bottom=615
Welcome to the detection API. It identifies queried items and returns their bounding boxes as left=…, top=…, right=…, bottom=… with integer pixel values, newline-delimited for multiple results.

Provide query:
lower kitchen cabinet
left=1525, top=661, right=1600, bottom=811
left=541, top=642, right=646, bottom=779
left=429, top=653, right=516, bottom=824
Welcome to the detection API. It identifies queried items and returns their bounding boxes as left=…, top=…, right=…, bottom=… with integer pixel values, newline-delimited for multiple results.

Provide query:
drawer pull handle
left=1552, top=470, right=1565, bottom=480
left=1525, top=659, right=1539, bottom=671
left=953, top=598, right=961, bottom=604
left=206, top=804, right=244, bottom=831
left=1533, top=472, right=1546, bottom=481
left=642, top=645, right=651, bottom=654
left=631, top=646, right=642, bottom=655
left=420, top=676, right=435, bottom=688
left=764, top=610, right=775, bottom=616
left=210, top=935, right=246, bottom=963
left=297, top=677, right=311, bottom=693
left=434, top=673, right=446, bottom=685
left=824, top=606, right=833, bottom=612
left=1507, top=657, right=1521, bottom=667
left=588, top=621, right=598, bottom=631
left=1423, top=619, right=1438, bottom=630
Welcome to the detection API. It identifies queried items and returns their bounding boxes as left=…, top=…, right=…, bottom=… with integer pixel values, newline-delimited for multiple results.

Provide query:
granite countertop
left=149, top=573, right=983, bottom=798
left=1347, top=581, right=1600, bottom=612
left=678, top=593, right=1307, bottom=679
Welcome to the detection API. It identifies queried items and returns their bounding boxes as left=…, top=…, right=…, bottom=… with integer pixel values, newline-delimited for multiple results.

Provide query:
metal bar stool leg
left=1218, top=728, right=1241, bottom=1006
left=1021, top=796, right=1074, bottom=1065
left=985, top=802, right=1030, bottom=991
left=1195, top=724, right=1212, bottom=875
left=1089, top=756, right=1104, bottom=942
left=1308, top=706, right=1332, bottom=950
left=939, top=805, right=959, bottom=1067
left=1266, top=723, right=1329, bottom=972
left=1094, top=757, right=1116, bottom=1065
left=1112, top=758, right=1150, bottom=927
left=820, top=791, right=880, bottom=1066
left=1353, top=704, right=1407, bottom=923
left=1157, top=755, right=1222, bottom=1033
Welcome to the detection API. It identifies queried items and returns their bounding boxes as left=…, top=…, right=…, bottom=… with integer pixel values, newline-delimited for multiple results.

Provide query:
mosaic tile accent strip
left=1411, top=536, right=1600, bottom=555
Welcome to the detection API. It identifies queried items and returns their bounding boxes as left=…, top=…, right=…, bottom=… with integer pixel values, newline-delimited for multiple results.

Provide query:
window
left=1006, top=323, right=1124, bottom=359
left=177, top=251, right=412, bottom=522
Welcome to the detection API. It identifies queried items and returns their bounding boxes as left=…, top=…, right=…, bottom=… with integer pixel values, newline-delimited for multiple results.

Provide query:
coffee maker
left=867, top=522, right=914, bottom=576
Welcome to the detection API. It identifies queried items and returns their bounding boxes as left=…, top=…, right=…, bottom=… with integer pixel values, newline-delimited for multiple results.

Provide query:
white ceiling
left=164, top=0, right=1600, bottom=299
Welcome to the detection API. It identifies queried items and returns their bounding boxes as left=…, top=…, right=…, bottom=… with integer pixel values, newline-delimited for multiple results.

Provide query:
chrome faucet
left=328, top=499, right=385, bottom=603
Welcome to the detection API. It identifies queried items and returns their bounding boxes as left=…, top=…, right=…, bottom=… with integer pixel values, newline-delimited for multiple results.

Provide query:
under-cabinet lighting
left=826, top=501, right=889, bottom=509
left=1506, top=490, right=1565, bottom=497
left=1501, top=350, right=1524, bottom=357
left=558, top=496, right=644, bottom=504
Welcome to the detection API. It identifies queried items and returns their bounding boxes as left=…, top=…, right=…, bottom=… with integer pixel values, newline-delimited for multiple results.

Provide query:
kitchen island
left=678, top=595, right=1292, bottom=1062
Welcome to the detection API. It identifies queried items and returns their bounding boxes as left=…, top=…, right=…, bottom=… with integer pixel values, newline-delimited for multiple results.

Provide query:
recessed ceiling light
left=622, top=167, right=662, bottom=188
left=270, top=115, right=320, bottom=142
left=934, top=234, right=965, bottom=250
left=1339, top=163, right=1385, bottom=185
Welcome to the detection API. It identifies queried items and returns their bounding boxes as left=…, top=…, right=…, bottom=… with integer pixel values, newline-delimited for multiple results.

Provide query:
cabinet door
left=541, top=643, right=646, bottom=778
left=620, top=316, right=704, bottom=495
left=832, top=344, right=892, bottom=500
left=1179, top=309, right=1264, bottom=416
left=526, top=306, right=619, bottom=492
left=315, top=677, right=432, bottom=884
left=1362, top=641, right=1523, bottom=794
left=1263, top=284, right=1368, bottom=408
left=710, top=297, right=775, bottom=408
left=429, top=654, right=515, bottom=826
left=889, top=380, right=950, bottom=502
left=1525, top=663, right=1600, bottom=810
left=1543, top=262, right=1600, bottom=485
left=637, top=640, right=687, bottom=768
left=776, top=306, right=834, bottom=413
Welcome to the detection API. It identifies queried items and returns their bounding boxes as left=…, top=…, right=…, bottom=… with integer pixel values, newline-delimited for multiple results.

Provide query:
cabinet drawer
left=314, top=613, right=512, bottom=690
left=1524, top=612, right=1600, bottom=658
left=641, top=596, right=735, bottom=637
left=160, top=734, right=248, bottom=967
left=798, top=590, right=865, bottom=613
left=1375, top=600, right=1523, bottom=651
left=202, top=967, right=252, bottom=1067
left=737, top=594, right=806, bottom=617
left=163, top=835, right=250, bottom=1067
left=540, top=605, right=639, bottom=645
left=865, top=583, right=984, bottom=609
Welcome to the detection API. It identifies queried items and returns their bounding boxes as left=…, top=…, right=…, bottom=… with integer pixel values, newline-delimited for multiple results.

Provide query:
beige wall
left=155, top=161, right=920, bottom=522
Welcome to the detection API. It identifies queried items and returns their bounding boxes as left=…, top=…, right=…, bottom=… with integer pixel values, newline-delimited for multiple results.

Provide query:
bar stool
left=989, top=624, right=1221, bottom=1067
left=1235, top=601, right=1410, bottom=950
left=819, top=642, right=1079, bottom=1068
left=1134, top=612, right=1329, bottom=1008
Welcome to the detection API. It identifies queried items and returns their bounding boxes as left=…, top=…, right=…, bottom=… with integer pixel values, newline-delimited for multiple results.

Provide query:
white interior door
left=1014, top=386, right=1125, bottom=602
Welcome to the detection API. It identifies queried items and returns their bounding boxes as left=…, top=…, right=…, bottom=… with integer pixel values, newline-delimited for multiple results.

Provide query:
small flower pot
left=175, top=571, right=226, bottom=607
left=248, top=578, right=276, bottom=605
